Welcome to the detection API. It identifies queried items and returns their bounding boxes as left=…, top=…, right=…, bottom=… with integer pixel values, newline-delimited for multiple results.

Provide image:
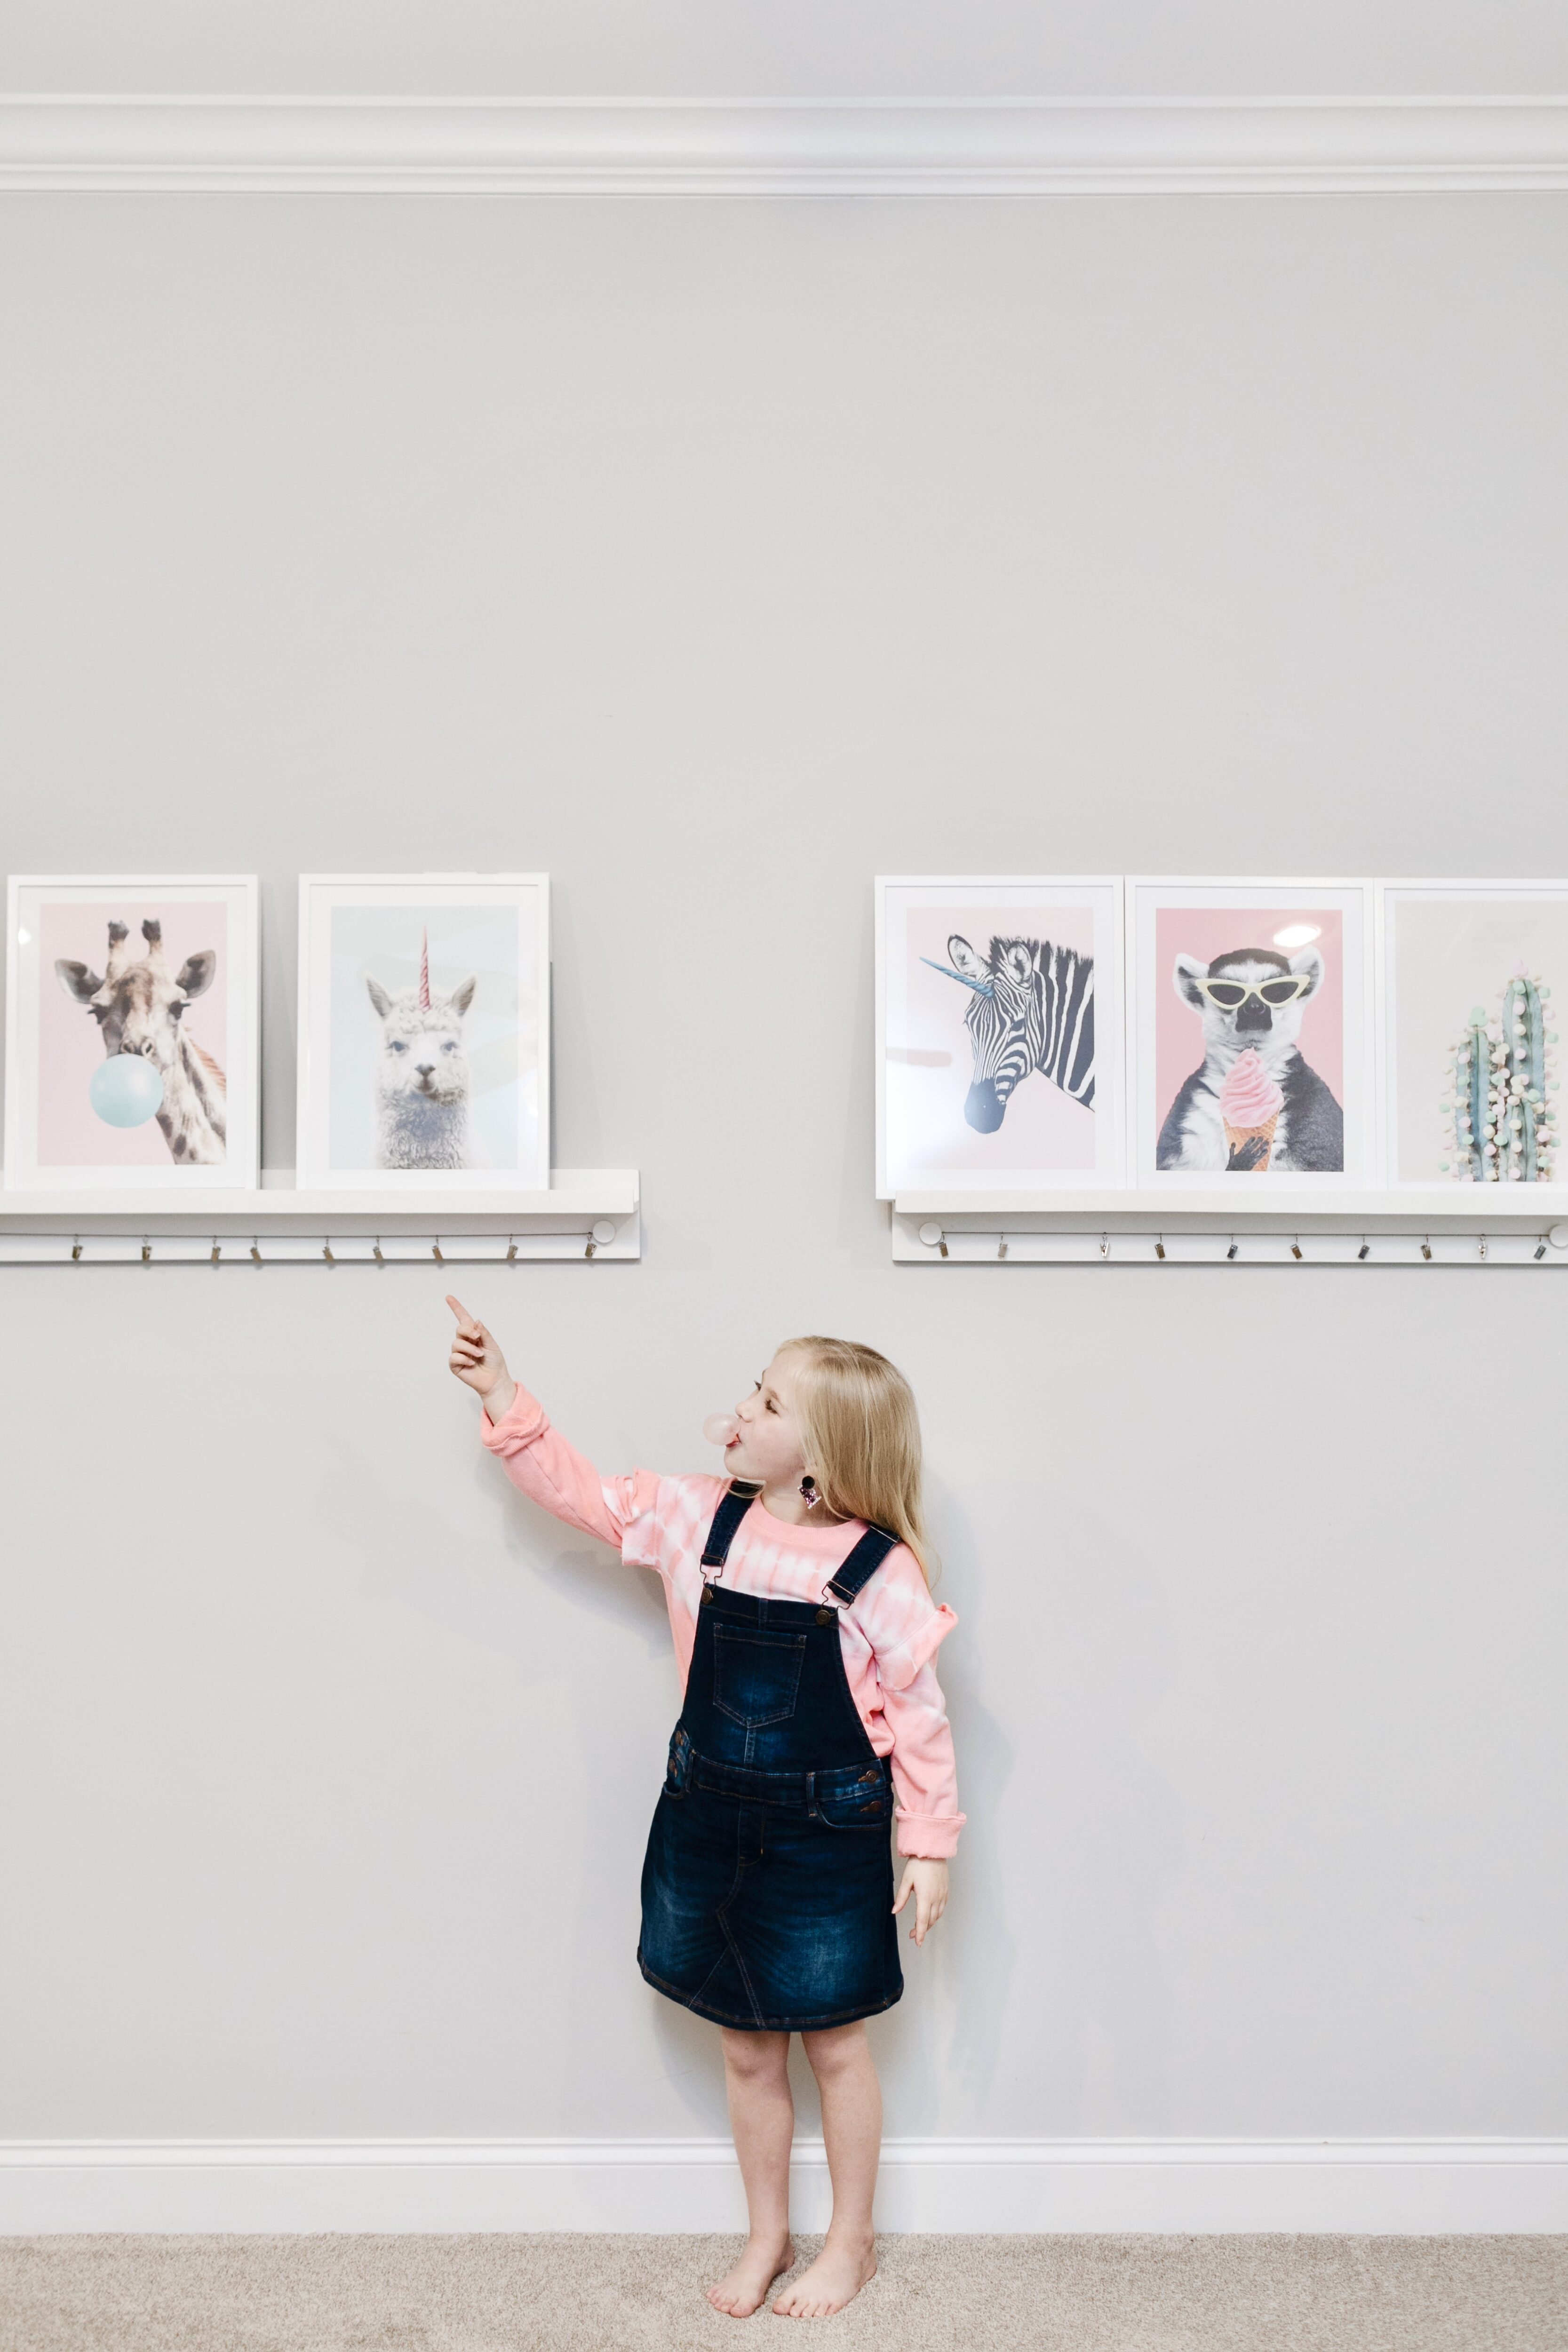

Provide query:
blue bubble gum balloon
left=89, top=1055, right=165, bottom=1128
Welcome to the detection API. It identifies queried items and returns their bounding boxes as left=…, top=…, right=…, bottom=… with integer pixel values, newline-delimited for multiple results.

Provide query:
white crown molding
left=3, top=96, right=1568, bottom=196
left=3, top=2137, right=1566, bottom=2233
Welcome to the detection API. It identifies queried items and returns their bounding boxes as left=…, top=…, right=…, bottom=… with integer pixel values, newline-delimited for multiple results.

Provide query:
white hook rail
left=895, top=1216, right=1568, bottom=1267
left=0, top=1221, right=632, bottom=1268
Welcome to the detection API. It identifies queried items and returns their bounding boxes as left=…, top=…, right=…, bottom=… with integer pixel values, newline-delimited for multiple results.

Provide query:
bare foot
left=706, top=2233, right=796, bottom=2318
left=771, top=2233, right=877, bottom=2318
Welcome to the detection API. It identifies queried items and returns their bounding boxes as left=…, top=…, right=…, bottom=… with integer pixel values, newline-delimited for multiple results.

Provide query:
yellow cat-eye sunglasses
left=1194, top=974, right=1313, bottom=1011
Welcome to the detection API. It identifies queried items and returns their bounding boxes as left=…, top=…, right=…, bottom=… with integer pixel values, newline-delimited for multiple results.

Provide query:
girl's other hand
left=446, top=1295, right=518, bottom=1423
left=892, top=1858, right=949, bottom=1946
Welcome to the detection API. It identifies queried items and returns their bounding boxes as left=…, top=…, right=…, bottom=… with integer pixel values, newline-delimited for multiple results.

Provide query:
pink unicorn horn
left=419, top=927, right=431, bottom=1011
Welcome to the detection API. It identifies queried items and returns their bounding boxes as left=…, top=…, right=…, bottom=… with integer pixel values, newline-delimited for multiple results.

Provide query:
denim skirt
left=637, top=1738, right=905, bottom=2032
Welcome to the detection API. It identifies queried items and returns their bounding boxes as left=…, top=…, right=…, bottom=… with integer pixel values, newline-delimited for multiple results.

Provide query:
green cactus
left=1444, top=972, right=1558, bottom=1182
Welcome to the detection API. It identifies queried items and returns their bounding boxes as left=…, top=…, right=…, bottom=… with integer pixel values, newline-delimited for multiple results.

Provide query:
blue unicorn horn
left=921, top=955, right=994, bottom=998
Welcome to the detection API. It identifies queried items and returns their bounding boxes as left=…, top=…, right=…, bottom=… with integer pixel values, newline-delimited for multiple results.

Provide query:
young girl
left=446, top=1302, right=963, bottom=2321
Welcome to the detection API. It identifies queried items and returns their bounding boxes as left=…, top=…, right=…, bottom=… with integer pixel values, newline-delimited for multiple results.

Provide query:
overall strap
left=700, top=1481, right=763, bottom=1572
left=824, top=1525, right=900, bottom=1607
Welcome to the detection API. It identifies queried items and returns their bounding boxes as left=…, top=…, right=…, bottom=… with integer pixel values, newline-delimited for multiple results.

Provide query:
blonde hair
left=777, top=1335, right=933, bottom=1586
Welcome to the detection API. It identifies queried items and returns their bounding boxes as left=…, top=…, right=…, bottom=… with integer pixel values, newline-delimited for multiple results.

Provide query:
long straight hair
left=778, top=1335, right=933, bottom=1586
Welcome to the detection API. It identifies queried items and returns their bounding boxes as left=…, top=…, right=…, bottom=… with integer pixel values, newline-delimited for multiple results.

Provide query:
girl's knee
left=801, top=2021, right=870, bottom=2078
left=720, top=2027, right=789, bottom=2082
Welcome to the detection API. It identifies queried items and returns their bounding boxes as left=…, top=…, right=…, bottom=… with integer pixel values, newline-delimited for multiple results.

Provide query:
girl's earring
left=800, top=1475, right=820, bottom=1509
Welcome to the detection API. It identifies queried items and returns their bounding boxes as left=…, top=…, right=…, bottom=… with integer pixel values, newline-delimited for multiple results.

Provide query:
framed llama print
left=1128, top=878, right=1373, bottom=1190
left=296, top=875, right=550, bottom=1193
left=876, top=877, right=1124, bottom=1196
left=1379, top=882, right=1568, bottom=1190
left=4, top=875, right=259, bottom=1193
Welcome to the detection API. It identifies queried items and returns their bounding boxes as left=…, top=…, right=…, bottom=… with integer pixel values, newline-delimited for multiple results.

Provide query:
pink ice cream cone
left=1218, top=1050, right=1285, bottom=1172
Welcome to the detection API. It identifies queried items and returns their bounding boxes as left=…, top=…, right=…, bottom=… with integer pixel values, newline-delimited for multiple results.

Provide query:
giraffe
left=55, top=918, right=227, bottom=1164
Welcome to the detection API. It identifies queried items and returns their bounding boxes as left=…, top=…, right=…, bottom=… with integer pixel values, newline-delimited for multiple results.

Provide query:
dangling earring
left=799, top=1475, right=821, bottom=1508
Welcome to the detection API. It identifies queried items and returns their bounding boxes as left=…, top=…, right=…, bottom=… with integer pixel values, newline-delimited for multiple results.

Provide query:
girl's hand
left=446, top=1295, right=518, bottom=1423
left=892, top=1858, right=949, bottom=1946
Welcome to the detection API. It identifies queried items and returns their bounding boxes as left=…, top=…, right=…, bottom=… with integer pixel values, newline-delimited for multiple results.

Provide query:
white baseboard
left=5, top=97, right=1568, bottom=198
left=2, top=2138, right=1565, bottom=2235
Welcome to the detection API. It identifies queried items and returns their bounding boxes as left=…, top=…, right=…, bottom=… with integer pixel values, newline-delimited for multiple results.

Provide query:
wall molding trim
left=3, top=2136, right=1565, bottom=2233
left=4, top=96, right=1568, bottom=197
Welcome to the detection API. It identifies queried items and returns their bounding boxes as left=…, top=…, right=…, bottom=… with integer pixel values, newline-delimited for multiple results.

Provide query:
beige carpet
left=1, top=2233, right=1564, bottom=2351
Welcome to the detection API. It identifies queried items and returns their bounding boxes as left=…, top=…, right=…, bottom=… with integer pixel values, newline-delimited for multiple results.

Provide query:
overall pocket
left=712, top=1627, right=807, bottom=1728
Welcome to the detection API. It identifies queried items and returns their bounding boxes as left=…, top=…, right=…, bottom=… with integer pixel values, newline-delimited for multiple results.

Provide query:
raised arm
left=446, top=1295, right=647, bottom=1548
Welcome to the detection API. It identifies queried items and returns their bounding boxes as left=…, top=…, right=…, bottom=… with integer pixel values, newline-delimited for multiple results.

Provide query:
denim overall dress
left=637, top=1482, right=905, bottom=2032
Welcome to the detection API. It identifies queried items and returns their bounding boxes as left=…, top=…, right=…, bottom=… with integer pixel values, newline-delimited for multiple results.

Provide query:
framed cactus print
left=875, top=877, right=1124, bottom=1196
left=1378, top=882, right=1568, bottom=1189
left=1128, top=879, right=1374, bottom=1190
left=4, top=874, right=259, bottom=1192
left=295, top=875, right=550, bottom=1193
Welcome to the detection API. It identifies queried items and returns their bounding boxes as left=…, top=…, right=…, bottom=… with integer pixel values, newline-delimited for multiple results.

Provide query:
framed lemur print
left=1128, top=879, right=1374, bottom=1190
left=876, top=876, right=1124, bottom=1196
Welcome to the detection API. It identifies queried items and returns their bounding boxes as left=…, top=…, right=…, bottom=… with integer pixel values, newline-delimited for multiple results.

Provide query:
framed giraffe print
left=295, top=874, right=551, bottom=1193
left=1128, top=878, right=1374, bottom=1190
left=876, top=877, right=1124, bottom=1197
left=4, top=874, right=259, bottom=1192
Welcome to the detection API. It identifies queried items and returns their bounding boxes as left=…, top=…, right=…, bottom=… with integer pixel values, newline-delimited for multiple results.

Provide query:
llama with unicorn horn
left=366, top=928, right=479, bottom=1169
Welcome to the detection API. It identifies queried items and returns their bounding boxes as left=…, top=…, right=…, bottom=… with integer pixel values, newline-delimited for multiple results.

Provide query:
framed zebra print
left=1128, top=878, right=1374, bottom=1189
left=876, top=877, right=1123, bottom=1197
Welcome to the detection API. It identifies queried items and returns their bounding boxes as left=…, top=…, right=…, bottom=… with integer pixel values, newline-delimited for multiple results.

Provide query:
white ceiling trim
left=3, top=96, right=1568, bottom=196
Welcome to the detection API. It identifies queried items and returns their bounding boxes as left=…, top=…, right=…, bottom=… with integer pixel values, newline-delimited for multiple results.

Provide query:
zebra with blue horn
left=923, top=933, right=1095, bottom=1132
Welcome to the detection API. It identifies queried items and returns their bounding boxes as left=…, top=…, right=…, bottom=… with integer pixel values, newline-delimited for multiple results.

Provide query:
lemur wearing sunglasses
left=1156, top=946, right=1345, bottom=1172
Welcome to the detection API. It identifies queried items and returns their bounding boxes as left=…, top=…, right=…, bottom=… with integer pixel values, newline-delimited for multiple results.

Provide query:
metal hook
left=1478, top=1234, right=1488, bottom=1261
left=372, top=1239, right=385, bottom=1268
left=322, top=1242, right=335, bottom=1266
left=584, top=1236, right=597, bottom=1259
left=141, top=1240, right=152, bottom=1265
left=431, top=1242, right=445, bottom=1266
left=1098, top=1233, right=1109, bottom=1259
left=250, top=1241, right=263, bottom=1267
left=1358, top=1239, right=1370, bottom=1261
left=997, top=1240, right=1009, bottom=1259
left=70, top=1239, right=82, bottom=1263
left=1226, top=1237, right=1239, bottom=1260
left=1290, top=1238, right=1304, bottom=1261
left=210, top=1241, right=222, bottom=1268
left=1154, top=1237, right=1167, bottom=1260
left=1535, top=1240, right=1548, bottom=1260
left=1421, top=1238, right=1433, bottom=1262
left=506, top=1239, right=518, bottom=1263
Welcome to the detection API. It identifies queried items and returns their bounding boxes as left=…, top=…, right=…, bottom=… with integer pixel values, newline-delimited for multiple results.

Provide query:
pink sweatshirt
left=480, top=1386, right=965, bottom=1859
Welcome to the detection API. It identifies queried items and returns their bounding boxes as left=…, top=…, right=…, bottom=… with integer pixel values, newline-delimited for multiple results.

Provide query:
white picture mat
left=876, top=876, right=1124, bottom=1197
left=1377, top=880, right=1568, bottom=1192
left=4, top=874, right=259, bottom=1192
left=1129, top=877, right=1374, bottom=1190
left=295, top=875, right=550, bottom=1193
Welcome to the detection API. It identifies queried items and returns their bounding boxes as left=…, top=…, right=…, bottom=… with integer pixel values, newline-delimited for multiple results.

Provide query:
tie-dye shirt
left=479, top=1387, right=965, bottom=1859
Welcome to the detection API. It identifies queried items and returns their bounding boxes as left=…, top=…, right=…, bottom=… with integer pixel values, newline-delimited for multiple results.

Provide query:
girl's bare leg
left=706, top=2027, right=796, bottom=2317
left=772, top=2021, right=881, bottom=2318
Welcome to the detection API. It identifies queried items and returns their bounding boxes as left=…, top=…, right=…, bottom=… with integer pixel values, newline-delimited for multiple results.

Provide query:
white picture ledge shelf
left=892, top=1191, right=1568, bottom=1267
left=0, top=1169, right=639, bottom=1265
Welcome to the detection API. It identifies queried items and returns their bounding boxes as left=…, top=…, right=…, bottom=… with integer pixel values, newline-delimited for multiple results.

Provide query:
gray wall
left=2, top=191, right=1565, bottom=2142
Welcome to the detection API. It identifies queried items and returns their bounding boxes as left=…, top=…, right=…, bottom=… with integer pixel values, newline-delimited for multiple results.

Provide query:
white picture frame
left=1378, top=880, right=1568, bottom=1192
left=876, top=875, right=1124, bottom=1197
left=4, top=874, right=259, bottom=1193
left=295, top=874, right=551, bottom=1193
left=1128, top=877, right=1374, bottom=1191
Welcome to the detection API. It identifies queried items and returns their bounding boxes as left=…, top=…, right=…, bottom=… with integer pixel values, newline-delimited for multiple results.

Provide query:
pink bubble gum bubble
left=703, top=1414, right=739, bottom=1449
